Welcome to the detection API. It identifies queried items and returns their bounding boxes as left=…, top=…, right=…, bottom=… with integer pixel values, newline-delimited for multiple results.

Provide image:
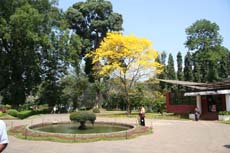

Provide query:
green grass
left=221, top=120, right=230, bottom=124
left=99, top=112, right=189, bottom=120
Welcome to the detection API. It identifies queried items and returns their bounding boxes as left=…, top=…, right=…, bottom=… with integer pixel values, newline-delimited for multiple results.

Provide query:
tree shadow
left=224, top=145, right=230, bottom=149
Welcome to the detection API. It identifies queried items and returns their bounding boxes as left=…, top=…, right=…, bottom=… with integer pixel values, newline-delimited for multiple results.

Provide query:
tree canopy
left=66, top=0, right=123, bottom=82
left=185, top=19, right=229, bottom=82
left=87, top=32, right=162, bottom=113
left=0, top=0, right=81, bottom=107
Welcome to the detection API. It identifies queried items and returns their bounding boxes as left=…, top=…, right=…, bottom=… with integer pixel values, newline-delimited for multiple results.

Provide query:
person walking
left=0, top=120, right=8, bottom=152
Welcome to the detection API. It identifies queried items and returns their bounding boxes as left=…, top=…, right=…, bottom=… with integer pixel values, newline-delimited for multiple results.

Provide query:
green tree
left=185, top=19, right=227, bottom=82
left=184, top=52, right=193, bottom=81
left=185, top=19, right=222, bottom=51
left=61, top=75, right=88, bottom=110
left=0, top=1, right=51, bottom=107
left=92, top=80, right=106, bottom=108
left=166, top=53, right=176, bottom=91
left=0, top=0, right=82, bottom=108
left=217, top=47, right=230, bottom=80
left=227, top=51, right=230, bottom=78
left=65, top=0, right=123, bottom=82
left=38, top=29, right=78, bottom=108
left=193, top=55, right=201, bottom=82
left=176, top=51, right=183, bottom=81
left=167, top=53, right=176, bottom=80
left=156, top=51, right=167, bottom=91
left=176, top=51, right=183, bottom=90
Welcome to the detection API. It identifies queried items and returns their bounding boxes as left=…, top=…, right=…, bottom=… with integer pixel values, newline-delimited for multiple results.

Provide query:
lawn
left=98, top=111, right=189, bottom=120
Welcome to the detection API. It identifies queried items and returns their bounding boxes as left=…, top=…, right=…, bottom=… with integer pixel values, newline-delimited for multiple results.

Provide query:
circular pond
left=30, top=122, right=132, bottom=134
left=9, top=121, right=150, bottom=143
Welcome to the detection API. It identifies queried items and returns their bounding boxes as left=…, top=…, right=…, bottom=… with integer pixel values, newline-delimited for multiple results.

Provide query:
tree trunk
left=72, top=96, right=78, bottom=110
left=95, top=91, right=99, bottom=108
left=125, top=92, right=131, bottom=114
left=79, top=121, right=87, bottom=130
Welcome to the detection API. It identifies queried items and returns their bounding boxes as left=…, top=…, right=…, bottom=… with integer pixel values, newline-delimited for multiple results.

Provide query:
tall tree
left=217, top=47, right=230, bottom=80
left=87, top=32, right=162, bottom=114
left=185, top=19, right=225, bottom=82
left=66, top=0, right=123, bottom=82
left=167, top=53, right=176, bottom=80
left=185, top=19, right=222, bottom=51
left=0, top=1, right=51, bottom=106
left=184, top=52, right=193, bottom=81
left=176, top=51, right=183, bottom=81
left=193, top=55, right=201, bottom=82
left=156, top=51, right=167, bottom=91
left=166, top=53, right=176, bottom=91
left=0, top=0, right=82, bottom=107
left=227, top=50, right=230, bottom=78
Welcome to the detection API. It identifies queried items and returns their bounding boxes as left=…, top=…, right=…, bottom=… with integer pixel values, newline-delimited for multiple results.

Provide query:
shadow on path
left=224, top=144, right=230, bottom=149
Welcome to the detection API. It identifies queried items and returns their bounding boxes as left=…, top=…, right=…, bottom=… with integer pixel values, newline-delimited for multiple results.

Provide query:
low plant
left=0, top=112, right=3, bottom=117
left=17, top=110, right=34, bottom=119
left=5, top=104, right=12, bottom=109
left=219, top=111, right=230, bottom=115
left=92, top=108, right=100, bottom=113
left=7, top=109, right=19, bottom=117
left=70, top=111, right=96, bottom=129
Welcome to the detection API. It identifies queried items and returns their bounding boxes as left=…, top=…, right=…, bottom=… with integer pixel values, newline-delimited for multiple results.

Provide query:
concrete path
left=3, top=114, right=230, bottom=153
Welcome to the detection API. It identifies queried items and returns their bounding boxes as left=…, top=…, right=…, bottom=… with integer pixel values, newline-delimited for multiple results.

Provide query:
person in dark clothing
left=139, top=105, right=145, bottom=126
left=194, top=107, right=200, bottom=121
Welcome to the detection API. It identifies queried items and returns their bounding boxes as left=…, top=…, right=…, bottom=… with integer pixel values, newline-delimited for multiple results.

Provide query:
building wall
left=166, top=92, right=227, bottom=114
left=166, top=92, right=196, bottom=113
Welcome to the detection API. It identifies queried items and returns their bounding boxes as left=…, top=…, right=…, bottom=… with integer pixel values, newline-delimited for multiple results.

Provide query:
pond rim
left=26, top=121, right=136, bottom=137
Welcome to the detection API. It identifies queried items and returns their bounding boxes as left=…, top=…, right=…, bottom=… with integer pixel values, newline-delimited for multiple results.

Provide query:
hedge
left=7, top=109, right=19, bottom=117
left=17, top=110, right=34, bottom=119
left=219, top=111, right=230, bottom=115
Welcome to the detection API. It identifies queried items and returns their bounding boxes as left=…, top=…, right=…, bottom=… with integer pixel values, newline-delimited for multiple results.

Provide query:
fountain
left=9, top=112, right=151, bottom=142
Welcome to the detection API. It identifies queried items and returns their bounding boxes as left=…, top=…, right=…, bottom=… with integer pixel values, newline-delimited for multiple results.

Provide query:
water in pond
left=33, top=123, right=129, bottom=134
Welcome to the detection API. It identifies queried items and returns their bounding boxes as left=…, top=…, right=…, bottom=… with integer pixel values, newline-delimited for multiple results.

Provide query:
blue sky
left=58, top=0, right=230, bottom=59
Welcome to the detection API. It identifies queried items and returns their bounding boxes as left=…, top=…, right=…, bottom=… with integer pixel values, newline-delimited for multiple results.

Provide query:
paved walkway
left=3, top=114, right=230, bottom=153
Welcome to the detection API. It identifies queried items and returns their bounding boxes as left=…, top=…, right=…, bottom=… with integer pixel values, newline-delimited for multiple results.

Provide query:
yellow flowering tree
left=87, top=32, right=162, bottom=113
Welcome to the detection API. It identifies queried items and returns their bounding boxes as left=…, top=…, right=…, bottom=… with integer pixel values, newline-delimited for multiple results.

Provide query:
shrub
left=7, top=109, right=19, bottom=117
left=5, top=104, right=12, bottom=109
left=0, top=112, right=3, bottom=117
left=17, top=110, right=34, bottom=119
left=219, top=111, right=230, bottom=115
left=92, top=108, right=100, bottom=113
left=70, top=111, right=96, bottom=129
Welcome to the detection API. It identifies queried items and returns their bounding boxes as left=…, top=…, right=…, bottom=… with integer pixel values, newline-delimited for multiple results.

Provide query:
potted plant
left=218, top=111, right=230, bottom=121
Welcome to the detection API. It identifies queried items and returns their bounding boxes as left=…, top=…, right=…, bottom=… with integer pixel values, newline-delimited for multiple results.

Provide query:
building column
left=226, top=94, right=230, bottom=111
left=196, top=95, right=202, bottom=114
